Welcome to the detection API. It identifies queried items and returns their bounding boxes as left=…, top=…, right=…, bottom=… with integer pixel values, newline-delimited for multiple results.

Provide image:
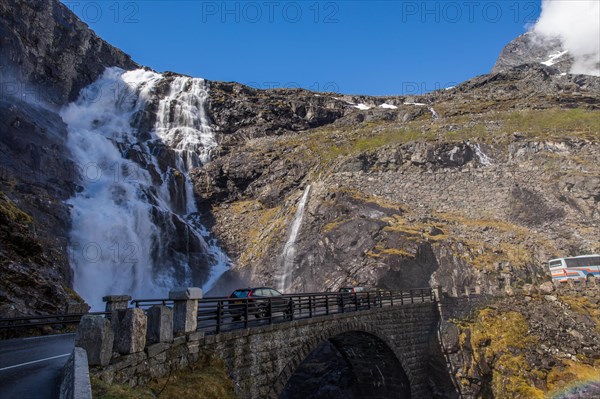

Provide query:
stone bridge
left=80, top=290, right=453, bottom=399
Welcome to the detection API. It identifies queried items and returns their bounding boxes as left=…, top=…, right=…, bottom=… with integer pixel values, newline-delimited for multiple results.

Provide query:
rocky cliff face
left=0, top=0, right=137, bottom=316
left=0, top=97, right=79, bottom=315
left=0, top=0, right=138, bottom=106
left=194, top=65, right=599, bottom=297
left=441, top=283, right=600, bottom=398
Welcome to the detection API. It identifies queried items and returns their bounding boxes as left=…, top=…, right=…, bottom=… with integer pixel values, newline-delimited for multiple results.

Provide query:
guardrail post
left=309, top=296, right=313, bottom=318
left=102, top=295, right=131, bottom=313
left=400, top=290, right=404, bottom=305
left=113, top=308, right=147, bottom=355
left=169, top=287, right=202, bottom=335
left=146, top=305, right=173, bottom=344
left=354, top=293, right=359, bottom=312
left=340, top=295, right=345, bottom=313
left=75, top=315, right=113, bottom=366
left=102, top=294, right=132, bottom=353
left=216, top=301, right=222, bottom=334
left=390, top=291, right=394, bottom=306
left=421, top=289, right=425, bottom=302
left=268, top=299, right=273, bottom=324
left=367, top=292, right=371, bottom=310
left=244, top=301, right=249, bottom=328
left=325, top=295, right=329, bottom=315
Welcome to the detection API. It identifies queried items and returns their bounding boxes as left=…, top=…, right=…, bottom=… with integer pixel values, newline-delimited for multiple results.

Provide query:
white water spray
left=155, top=76, right=217, bottom=169
left=277, top=185, right=311, bottom=293
left=61, top=67, right=229, bottom=309
left=473, top=144, right=493, bottom=166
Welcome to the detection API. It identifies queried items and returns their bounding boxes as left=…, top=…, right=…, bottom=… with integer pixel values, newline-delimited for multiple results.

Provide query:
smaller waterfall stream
left=473, top=144, right=493, bottom=166
left=277, top=185, right=311, bottom=293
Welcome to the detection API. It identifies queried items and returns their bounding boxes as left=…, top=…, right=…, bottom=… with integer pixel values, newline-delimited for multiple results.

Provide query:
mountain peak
left=492, top=33, right=573, bottom=75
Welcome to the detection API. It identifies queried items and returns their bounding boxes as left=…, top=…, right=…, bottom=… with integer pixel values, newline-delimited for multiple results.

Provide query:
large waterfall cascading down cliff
left=277, top=185, right=311, bottom=293
left=61, top=67, right=230, bottom=310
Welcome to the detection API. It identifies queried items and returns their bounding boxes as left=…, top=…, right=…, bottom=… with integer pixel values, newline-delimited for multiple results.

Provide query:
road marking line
left=23, top=333, right=75, bottom=341
left=0, top=353, right=71, bottom=371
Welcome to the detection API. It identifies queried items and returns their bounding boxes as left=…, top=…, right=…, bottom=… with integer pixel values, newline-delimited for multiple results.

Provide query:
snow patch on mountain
left=541, top=51, right=569, bottom=66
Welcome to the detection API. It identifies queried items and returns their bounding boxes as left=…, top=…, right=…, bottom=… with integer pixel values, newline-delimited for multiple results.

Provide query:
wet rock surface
left=0, top=98, right=79, bottom=316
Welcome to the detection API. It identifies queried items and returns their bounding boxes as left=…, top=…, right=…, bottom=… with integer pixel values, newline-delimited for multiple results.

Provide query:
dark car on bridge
left=337, top=286, right=365, bottom=307
left=337, top=287, right=382, bottom=308
left=228, top=287, right=293, bottom=320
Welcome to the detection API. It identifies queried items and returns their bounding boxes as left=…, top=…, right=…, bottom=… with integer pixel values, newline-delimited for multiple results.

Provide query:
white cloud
left=533, top=0, right=600, bottom=76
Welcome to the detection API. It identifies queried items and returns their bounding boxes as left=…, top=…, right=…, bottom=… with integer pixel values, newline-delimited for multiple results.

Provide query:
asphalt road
left=0, top=334, right=74, bottom=399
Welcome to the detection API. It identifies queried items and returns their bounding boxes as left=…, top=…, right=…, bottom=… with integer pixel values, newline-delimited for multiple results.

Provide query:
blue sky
left=62, top=1, right=541, bottom=95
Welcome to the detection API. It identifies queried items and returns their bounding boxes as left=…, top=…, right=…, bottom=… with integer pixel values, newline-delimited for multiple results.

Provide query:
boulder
left=522, top=284, right=538, bottom=296
left=539, top=282, right=555, bottom=294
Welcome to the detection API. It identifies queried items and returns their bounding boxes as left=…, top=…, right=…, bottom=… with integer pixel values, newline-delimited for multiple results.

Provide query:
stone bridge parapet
left=80, top=289, right=448, bottom=398
left=206, top=303, right=439, bottom=398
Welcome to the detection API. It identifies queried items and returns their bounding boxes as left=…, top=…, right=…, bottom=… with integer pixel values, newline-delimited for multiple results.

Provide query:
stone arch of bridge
left=269, top=321, right=414, bottom=399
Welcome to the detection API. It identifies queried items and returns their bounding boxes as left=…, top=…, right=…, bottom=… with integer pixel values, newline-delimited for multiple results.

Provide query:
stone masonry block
left=172, top=300, right=198, bottom=334
left=114, top=308, right=147, bottom=354
left=169, top=287, right=203, bottom=300
left=146, top=305, right=173, bottom=344
left=102, top=295, right=132, bottom=312
left=75, top=315, right=114, bottom=366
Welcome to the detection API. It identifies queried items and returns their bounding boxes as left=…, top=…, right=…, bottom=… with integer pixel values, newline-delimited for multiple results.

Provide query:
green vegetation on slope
left=282, top=108, right=599, bottom=169
left=0, top=192, right=33, bottom=224
left=455, top=298, right=600, bottom=399
left=92, top=355, right=236, bottom=399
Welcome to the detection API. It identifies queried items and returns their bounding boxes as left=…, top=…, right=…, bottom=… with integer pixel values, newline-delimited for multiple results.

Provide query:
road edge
left=59, top=347, right=92, bottom=399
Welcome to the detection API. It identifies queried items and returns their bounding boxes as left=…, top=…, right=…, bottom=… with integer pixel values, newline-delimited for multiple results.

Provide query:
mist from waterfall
left=61, top=67, right=230, bottom=310
left=277, top=185, right=311, bottom=293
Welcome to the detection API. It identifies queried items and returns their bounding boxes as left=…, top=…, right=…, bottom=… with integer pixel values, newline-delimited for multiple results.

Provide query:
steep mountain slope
left=1, top=0, right=598, bottom=316
left=196, top=65, right=599, bottom=296
left=0, top=1, right=598, bottom=396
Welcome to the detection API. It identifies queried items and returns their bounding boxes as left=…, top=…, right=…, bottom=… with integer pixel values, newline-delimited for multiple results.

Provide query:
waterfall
left=277, top=185, right=311, bottom=293
left=155, top=76, right=217, bottom=169
left=474, top=144, right=493, bottom=166
left=61, top=67, right=230, bottom=310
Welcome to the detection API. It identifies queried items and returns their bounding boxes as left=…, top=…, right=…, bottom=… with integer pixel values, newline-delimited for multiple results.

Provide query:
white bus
left=549, top=255, right=600, bottom=283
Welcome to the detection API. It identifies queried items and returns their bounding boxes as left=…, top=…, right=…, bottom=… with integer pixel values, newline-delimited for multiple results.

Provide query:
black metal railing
left=0, top=312, right=111, bottom=329
left=132, top=288, right=434, bottom=335
left=0, top=312, right=111, bottom=339
left=0, top=288, right=434, bottom=338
